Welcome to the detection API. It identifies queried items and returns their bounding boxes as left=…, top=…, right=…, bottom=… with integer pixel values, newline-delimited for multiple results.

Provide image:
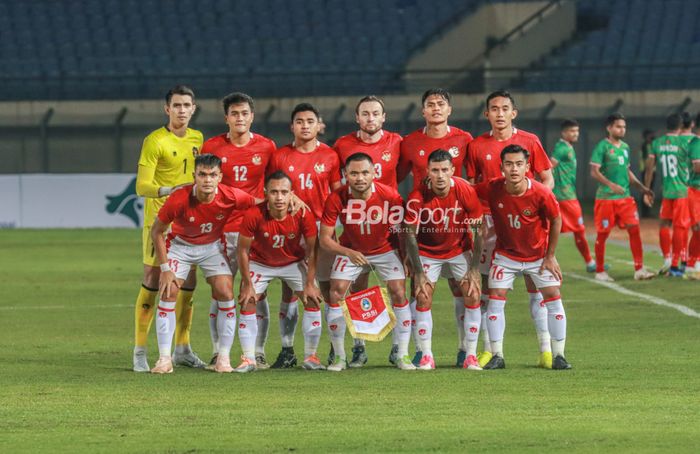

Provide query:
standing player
left=149, top=154, right=258, bottom=373
left=644, top=113, right=690, bottom=277
left=267, top=103, right=342, bottom=367
left=397, top=88, right=474, bottom=367
left=590, top=113, right=655, bottom=281
left=686, top=117, right=700, bottom=278
left=237, top=171, right=325, bottom=372
left=551, top=119, right=598, bottom=272
left=321, top=153, right=413, bottom=371
left=403, top=150, right=484, bottom=370
left=465, top=90, right=554, bottom=369
left=200, top=92, right=277, bottom=368
left=474, top=145, right=571, bottom=370
left=132, top=85, right=205, bottom=372
left=332, top=95, right=402, bottom=367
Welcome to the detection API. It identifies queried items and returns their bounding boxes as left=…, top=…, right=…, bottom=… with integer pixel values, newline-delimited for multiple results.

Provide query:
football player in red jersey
left=320, top=153, right=414, bottom=371
left=332, top=95, right=403, bottom=367
left=397, top=88, right=475, bottom=367
left=200, top=92, right=278, bottom=369
left=150, top=154, right=259, bottom=374
left=267, top=103, right=342, bottom=368
left=465, top=90, right=555, bottom=369
left=474, top=145, right=572, bottom=370
left=403, top=149, right=484, bottom=370
left=236, top=171, right=325, bottom=372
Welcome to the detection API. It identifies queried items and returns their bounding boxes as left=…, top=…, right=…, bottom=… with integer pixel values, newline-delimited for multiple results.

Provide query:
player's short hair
left=666, top=113, right=682, bottom=130
left=355, top=95, right=385, bottom=114
left=195, top=154, right=221, bottom=170
left=291, top=103, right=320, bottom=122
left=560, top=118, right=579, bottom=130
left=605, top=112, right=625, bottom=127
left=265, top=170, right=293, bottom=187
left=165, top=85, right=195, bottom=105
left=680, top=111, right=693, bottom=129
left=427, top=149, right=453, bottom=164
left=421, top=88, right=451, bottom=106
left=222, top=92, right=255, bottom=114
left=500, top=144, right=529, bottom=162
left=345, top=152, right=373, bottom=167
left=486, top=90, right=516, bottom=109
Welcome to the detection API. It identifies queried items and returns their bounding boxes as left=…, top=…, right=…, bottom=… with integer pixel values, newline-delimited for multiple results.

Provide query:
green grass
left=1, top=229, right=699, bottom=453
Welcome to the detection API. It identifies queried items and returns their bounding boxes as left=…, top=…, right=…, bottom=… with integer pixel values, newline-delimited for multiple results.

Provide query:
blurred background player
left=403, top=149, right=484, bottom=370
left=268, top=103, right=342, bottom=368
left=644, top=113, right=691, bottom=277
left=474, top=145, right=571, bottom=370
left=237, top=171, right=324, bottom=372
left=320, top=153, right=413, bottom=371
left=637, top=129, right=656, bottom=218
left=686, top=117, right=700, bottom=279
left=551, top=119, right=599, bottom=272
left=590, top=113, right=655, bottom=281
left=332, top=95, right=402, bottom=367
left=201, top=92, right=277, bottom=368
left=132, top=85, right=206, bottom=372
left=398, top=88, right=474, bottom=367
left=149, top=154, right=258, bottom=373
left=465, top=90, right=554, bottom=369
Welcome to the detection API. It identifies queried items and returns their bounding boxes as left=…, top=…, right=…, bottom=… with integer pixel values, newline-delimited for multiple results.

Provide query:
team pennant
left=339, top=286, right=396, bottom=342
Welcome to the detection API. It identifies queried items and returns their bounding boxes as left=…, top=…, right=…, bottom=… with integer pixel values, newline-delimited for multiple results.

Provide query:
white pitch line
left=566, top=272, right=700, bottom=319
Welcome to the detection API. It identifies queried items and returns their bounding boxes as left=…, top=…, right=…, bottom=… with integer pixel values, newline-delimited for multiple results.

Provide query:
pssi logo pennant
left=340, top=286, right=396, bottom=341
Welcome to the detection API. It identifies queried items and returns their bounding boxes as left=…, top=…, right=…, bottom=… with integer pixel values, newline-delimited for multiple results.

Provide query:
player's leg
left=447, top=278, right=468, bottom=366
left=619, top=198, right=655, bottom=280
left=406, top=280, right=420, bottom=366
left=172, top=267, right=205, bottom=368
left=669, top=198, right=690, bottom=276
left=326, top=255, right=363, bottom=371
left=562, top=199, right=596, bottom=271
left=414, top=257, right=441, bottom=370
left=535, top=279, right=571, bottom=370
left=270, top=282, right=299, bottom=369
left=150, top=277, right=183, bottom=374
left=593, top=199, right=615, bottom=281
left=483, top=254, right=517, bottom=370
left=524, top=276, right=551, bottom=369
left=477, top=217, right=496, bottom=366
left=348, top=272, right=370, bottom=368
left=133, top=226, right=159, bottom=372
left=208, top=274, right=238, bottom=373
left=658, top=199, right=673, bottom=273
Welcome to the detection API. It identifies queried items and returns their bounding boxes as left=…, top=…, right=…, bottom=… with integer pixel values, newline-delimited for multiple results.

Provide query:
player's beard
left=361, top=125, right=381, bottom=136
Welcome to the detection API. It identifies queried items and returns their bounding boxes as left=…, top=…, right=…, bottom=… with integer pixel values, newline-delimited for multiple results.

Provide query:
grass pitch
left=1, top=229, right=699, bottom=453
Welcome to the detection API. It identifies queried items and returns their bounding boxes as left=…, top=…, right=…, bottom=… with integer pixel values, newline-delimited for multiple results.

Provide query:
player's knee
left=416, top=291, right=432, bottom=310
left=447, top=278, right=462, bottom=297
left=183, top=271, right=197, bottom=288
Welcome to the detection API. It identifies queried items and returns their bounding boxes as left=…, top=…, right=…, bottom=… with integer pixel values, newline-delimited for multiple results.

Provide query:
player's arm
left=319, top=223, right=367, bottom=265
left=538, top=168, right=554, bottom=189
left=150, top=217, right=178, bottom=298
left=461, top=220, right=484, bottom=298
left=629, top=167, right=654, bottom=206
left=550, top=157, right=559, bottom=169
left=590, top=163, right=625, bottom=195
left=402, top=221, right=432, bottom=298
left=396, top=148, right=411, bottom=183
left=540, top=214, right=563, bottom=282
left=643, top=154, right=656, bottom=188
left=303, top=234, right=323, bottom=308
left=236, top=234, right=257, bottom=306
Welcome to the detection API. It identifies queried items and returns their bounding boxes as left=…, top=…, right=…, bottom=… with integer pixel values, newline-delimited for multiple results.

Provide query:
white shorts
left=222, top=231, right=240, bottom=275
left=420, top=251, right=471, bottom=283
left=330, top=250, right=405, bottom=282
left=478, top=214, right=497, bottom=275
left=249, top=260, right=307, bottom=295
left=488, top=253, right=560, bottom=290
left=167, top=238, right=232, bottom=280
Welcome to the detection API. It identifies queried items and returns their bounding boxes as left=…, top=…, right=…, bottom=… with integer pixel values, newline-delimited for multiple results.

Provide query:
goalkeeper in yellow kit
left=132, top=85, right=206, bottom=372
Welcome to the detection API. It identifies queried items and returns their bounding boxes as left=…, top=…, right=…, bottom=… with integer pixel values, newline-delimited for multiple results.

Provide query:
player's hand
left=347, top=250, right=368, bottom=266
left=238, top=284, right=257, bottom=307
left=413, top=272, right=433, bottom=300
left=643, top=188, right=654, bottom=207
left=460, top=268, right=482, bottom=299
left=403, top=256, right=413, bottom=277
left=609, top=183, right=625, bottom=195
left=540, top=255, right=563, bottom=282
left=304, top=284, right=323, bottom=310
left=159, top=270, right=179, bottom=298
left=289, top=194, right=310, bottom=216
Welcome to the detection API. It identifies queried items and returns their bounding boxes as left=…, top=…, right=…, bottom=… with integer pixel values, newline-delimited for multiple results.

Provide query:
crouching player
left=150, top=154, right=258, bottom=373
left=475, top=145, right=572, bottom=370
left=237, top=171, right=325, bottom=372
left=403, top=149, right=484, bottom=370
left=320, top=152, right=414, bottom=371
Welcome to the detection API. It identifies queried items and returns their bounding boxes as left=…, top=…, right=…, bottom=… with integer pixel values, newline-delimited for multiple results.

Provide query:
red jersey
left=322, top=182, right=403, bottom=256
left=200, top=132, right=276, bottom=232
left=239, top=203, right=318, bottom=267
left=404, top=177, right=483, bottom=259
left=268, top=142, right=341, bottom=220
left=398, top=126, right=473, bottom=190
left=475, top=177, right=560, bottom=262
left=466, top=128, right=552, bottom=212
left=333, top=130, right=402, bottom=189
left=157, top=184, right=257, bottom=245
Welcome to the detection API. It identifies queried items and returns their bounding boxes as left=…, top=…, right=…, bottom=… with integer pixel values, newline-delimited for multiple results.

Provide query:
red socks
left=628, top=225, right=644, bottom=271
left=573, top=230, right=593, bottom=263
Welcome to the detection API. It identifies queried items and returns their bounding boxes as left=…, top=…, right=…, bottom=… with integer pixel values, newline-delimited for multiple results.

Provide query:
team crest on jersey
left=189, top=216, right=195, bottom=222
left=419, top=150, right=425, bottom=156
left=523, top=208, right=532, bottom=216
left=192, top=147, right=200, bottom=157
left=252, top=154, right=262, bottom=165
left=448, top=146, right=460, bottom=158
left=361, top=298, right=372, bottom=311
left=314, top=163, right=325, bottom=174
left=381, top=152, right=392, bottom=162
left=486, top=154, right=492, bottom=160
left=288, top=233, right=295, bottom=239
left=216, top=214, right=225, bottom=220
